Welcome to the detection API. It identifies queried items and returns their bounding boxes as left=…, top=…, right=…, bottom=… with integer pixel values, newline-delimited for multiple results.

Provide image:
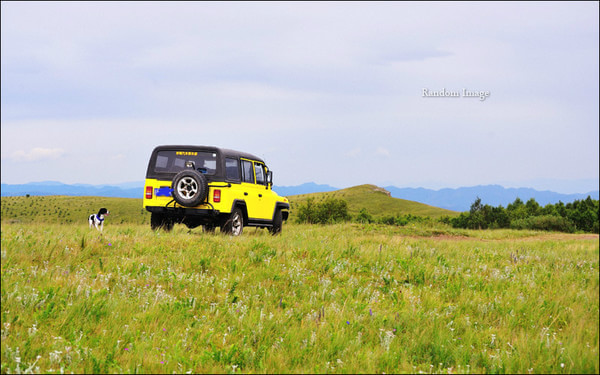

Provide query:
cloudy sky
left=2, top=2, right=598, bottom=193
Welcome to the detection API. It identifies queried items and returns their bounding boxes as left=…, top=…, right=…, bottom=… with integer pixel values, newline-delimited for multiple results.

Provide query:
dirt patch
left=408, top=233, right=598, bottom=242
left=429, top=234, right=473, bottom=241
left=517, top=233, right=599, bottom=241
left=399, top=234, right=486, bottom=242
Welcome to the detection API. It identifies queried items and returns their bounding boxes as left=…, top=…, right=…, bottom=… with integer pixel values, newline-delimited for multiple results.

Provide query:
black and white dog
left=89, top=208, right=109, bottom=232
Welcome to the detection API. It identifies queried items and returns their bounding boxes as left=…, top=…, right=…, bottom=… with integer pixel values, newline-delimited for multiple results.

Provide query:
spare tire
left=172, top=169, right=208, bottom=207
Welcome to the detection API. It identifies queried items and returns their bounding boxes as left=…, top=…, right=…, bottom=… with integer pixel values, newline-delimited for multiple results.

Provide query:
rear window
left=154, top=150, right=217, bottom=175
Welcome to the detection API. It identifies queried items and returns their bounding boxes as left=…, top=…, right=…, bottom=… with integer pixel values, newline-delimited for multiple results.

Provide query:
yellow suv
left=143, top=145, right=289, bottom=235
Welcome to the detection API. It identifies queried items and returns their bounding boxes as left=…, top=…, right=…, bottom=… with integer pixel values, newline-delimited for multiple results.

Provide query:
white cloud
left=344, top=147, right=362, bottom=158
left=9, top=147, right=65, bottom=162
left=376, top=147, right=390, bottom=157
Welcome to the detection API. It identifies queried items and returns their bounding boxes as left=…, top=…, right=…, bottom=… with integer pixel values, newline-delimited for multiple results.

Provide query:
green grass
left=288, top=184, right=460, bottom=220
left=1, top=196, right=149, bottom=225
left=1, top=221, right=598, bottom=374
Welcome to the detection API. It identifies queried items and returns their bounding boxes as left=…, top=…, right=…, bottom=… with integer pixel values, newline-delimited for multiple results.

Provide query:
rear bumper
left=146, top=206, right=220, bottom=217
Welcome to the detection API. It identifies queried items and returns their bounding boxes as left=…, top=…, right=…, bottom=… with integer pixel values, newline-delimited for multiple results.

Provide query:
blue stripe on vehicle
left=155, top=187, right=173, bottom=197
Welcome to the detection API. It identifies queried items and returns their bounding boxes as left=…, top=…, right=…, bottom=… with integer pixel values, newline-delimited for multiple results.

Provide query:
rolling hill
left=288, top=184, right=459, bottom=219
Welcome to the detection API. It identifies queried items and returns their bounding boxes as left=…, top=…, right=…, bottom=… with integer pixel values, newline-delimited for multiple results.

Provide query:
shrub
left=375, top=213, right=425, bottom=226
left=296, top=197, right=350, bottom=224
left=296, top=198, right=318, bottom=224
left=510, top=215, right=575, bottom=233
left=356, top=208, right=374, bottom=224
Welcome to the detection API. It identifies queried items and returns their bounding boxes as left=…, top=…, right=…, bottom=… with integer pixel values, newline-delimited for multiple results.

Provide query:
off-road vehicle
left=143, top=145, right=289, bottom=235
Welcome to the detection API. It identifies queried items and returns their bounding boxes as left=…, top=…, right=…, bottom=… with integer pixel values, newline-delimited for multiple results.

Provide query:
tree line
left=294, top=196, right=599, bottom=233
left=443, top=196, right=599, bottom=233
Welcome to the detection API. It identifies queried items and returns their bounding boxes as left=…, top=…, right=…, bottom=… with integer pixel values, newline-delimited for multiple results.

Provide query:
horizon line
left=1, top=180, right=598, bottom=195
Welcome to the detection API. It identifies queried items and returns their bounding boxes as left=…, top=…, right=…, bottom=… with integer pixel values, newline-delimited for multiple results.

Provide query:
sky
left=1, top=2, right=599, bottom=193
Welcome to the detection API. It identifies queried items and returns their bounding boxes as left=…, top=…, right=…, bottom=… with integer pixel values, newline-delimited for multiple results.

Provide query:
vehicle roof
left=152, top=145, right=265, bottom=164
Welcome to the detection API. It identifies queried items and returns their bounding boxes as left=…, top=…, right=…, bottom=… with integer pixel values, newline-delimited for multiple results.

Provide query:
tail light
left=145, top=186, right=153, bottom=199
left=213, top=189, right=221, bottom=203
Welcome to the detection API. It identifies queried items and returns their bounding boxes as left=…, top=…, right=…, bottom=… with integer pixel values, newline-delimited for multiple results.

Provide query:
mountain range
left=383, top=185, right=599, bottom=212
left=1, top=181, right=597, bottom=212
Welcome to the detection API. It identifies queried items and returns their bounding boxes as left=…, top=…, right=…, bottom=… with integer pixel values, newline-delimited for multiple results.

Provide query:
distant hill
left=1, top=181, right=143, bottom=199
left=288, top=184, right=459, bottom=219
left=272, top=182, right=338, bottom=196
left=385, top=185, right=600, bottom=211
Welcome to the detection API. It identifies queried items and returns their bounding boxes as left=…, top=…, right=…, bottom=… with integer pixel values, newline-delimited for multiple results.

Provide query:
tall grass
left=1, top=222, right=598, bottom=373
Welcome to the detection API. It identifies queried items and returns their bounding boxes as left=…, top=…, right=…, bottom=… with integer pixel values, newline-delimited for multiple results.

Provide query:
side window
left=241, top=160, right=254, bottom=183
left=225, top=158, right=240, bottom=181
left=255, top=163, right=266, bottom=185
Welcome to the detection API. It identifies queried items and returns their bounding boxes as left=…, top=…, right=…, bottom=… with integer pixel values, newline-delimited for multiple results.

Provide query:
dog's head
left=98, top=208, right=109, bottom=216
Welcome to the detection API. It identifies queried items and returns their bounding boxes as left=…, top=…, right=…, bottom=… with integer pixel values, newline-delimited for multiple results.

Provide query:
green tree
left=468, top=197, right=486, bottom=229
left=507, top=197, right=528, bottom=221
left=525, top=198, right=541, bottom=216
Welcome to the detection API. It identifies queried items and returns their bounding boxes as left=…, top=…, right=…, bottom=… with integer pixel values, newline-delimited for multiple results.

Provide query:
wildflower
left=108, top=243, right=112, bottom=246
left=561, top=363, right=565, bottom=368
left=370, top=308, right=372, bottom=316
left=346, top=321, right=350, bottom=325
left=124, top=348, right=129, bottom=351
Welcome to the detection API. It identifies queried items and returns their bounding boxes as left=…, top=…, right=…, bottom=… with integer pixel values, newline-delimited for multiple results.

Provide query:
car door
left=240, top=159, right=263, bottom=220
left=253, top=162, right=275, bottom=220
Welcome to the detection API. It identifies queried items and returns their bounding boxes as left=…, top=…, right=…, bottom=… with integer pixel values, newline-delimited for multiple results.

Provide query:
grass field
left=1, top=196, right=149, bottom=225
left=1, top=218, right=598, bottom=374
